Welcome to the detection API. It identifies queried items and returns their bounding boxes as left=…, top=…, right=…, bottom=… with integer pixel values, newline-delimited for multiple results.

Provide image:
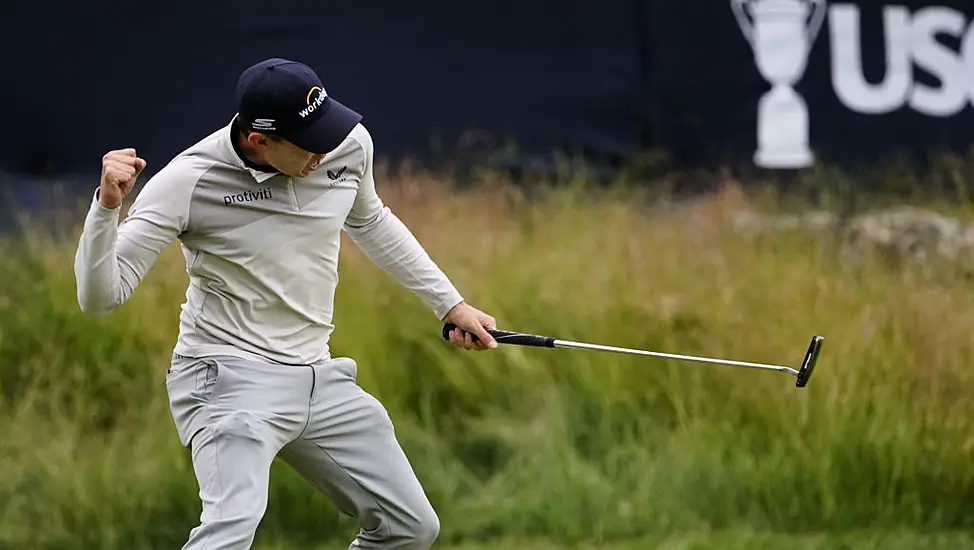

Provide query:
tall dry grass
left=1, top=166, right=973, bottom=549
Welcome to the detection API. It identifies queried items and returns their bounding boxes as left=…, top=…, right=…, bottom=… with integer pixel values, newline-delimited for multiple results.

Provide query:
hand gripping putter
left=442, top=324, right=824, bottom=388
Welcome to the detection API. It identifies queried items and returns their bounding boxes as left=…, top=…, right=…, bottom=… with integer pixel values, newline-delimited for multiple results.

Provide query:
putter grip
left=442, top=324, right=555, bottom=348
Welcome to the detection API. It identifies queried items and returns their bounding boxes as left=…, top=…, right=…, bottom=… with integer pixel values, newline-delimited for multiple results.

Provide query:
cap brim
left=287, top=98, right=363, bottom=155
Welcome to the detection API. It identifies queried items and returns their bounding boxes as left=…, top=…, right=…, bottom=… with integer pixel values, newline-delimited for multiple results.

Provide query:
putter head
left=795, top=335, right=824, bottom=388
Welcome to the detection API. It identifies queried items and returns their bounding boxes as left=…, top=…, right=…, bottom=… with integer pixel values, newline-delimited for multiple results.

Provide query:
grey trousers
left=165, top=353, right=439, bottom=550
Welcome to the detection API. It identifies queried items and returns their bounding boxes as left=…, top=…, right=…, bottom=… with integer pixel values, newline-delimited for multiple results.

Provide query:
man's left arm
left=342, top=127, right=497, bottom=349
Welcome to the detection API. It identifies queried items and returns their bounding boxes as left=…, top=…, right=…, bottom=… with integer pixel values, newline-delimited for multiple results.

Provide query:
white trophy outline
left=732, top=0, right=827, bottom=169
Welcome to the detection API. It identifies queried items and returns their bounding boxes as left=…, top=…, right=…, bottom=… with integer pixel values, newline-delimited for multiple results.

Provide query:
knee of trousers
left=396, top=504, right=440, bottom=549
left=192, top=511, right=265, bottom=549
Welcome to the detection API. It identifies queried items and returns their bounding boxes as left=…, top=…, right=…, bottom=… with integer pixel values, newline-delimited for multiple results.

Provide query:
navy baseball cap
left=236, top=58, right=363, bottom=155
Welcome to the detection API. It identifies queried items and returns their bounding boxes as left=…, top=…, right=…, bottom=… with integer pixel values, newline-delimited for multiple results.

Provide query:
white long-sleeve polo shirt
left=73, top=117, right=464, bottom=365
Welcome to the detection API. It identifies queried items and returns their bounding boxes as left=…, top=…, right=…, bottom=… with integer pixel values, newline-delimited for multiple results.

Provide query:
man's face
left=248, top=133, right=325, bottom=178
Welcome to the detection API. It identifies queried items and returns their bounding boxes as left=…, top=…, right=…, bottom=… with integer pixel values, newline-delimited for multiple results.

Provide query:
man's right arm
left=74, top=161, right=192, bottom=316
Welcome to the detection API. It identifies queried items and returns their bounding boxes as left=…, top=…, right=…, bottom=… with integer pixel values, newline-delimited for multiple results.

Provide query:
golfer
left=73, top=57, right=498, bottom=550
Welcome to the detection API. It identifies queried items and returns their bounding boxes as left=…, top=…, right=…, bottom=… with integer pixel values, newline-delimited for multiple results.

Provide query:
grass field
left=2, top=165, right=974, bottom=549
left=262, top=531, right=974, bottom=549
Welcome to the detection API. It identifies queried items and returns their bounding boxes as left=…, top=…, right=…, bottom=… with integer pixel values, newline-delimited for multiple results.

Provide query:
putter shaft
left=552, top=340, right=801, bottom=375
left=442, top=324, right=818, bottom=383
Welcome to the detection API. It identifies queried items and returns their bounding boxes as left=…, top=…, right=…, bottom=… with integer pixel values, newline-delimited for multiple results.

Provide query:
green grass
left=2, top=166, right=974, bottom=549
left=259, top=531, right=974, bottom=549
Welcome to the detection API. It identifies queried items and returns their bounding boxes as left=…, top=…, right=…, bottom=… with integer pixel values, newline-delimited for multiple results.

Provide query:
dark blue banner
left=4, top=1, right=974, bottom=183
left=648, top=0, right=974, bottom=170
left=0, top=1, right=648, bottom=179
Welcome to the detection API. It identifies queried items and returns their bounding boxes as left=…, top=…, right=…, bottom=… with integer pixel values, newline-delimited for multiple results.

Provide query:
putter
left=442, top=324, right=824, bottom=388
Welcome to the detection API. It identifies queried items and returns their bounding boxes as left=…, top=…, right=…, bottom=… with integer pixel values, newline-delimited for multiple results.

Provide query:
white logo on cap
left=251, top=118, right=276, bottom=130
left=299, top=86, right=327, bottom=118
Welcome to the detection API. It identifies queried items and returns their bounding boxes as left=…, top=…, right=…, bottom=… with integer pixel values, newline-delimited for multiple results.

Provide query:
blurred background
left=3, top=1, right=974, bottom=549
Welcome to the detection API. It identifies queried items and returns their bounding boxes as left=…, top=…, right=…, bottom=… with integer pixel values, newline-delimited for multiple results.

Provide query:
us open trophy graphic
left=732, top=0, right=826, bottom=169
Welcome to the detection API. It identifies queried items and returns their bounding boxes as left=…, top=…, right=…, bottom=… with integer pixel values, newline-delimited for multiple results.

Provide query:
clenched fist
left=99, top=148, right=146, bottom=209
